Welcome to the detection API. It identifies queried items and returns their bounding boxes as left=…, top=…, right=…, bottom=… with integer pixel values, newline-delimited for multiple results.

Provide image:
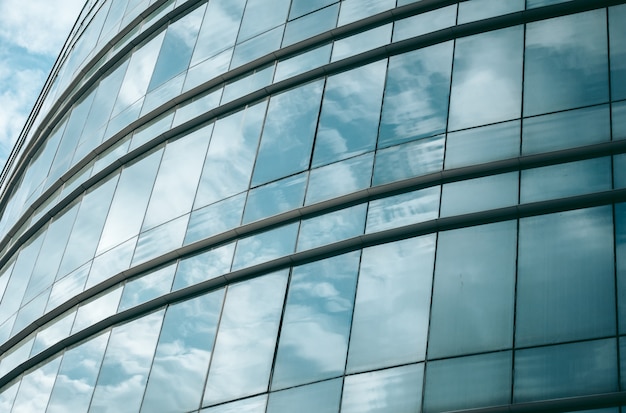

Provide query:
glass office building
left=0, top=0, right=626, bottom=411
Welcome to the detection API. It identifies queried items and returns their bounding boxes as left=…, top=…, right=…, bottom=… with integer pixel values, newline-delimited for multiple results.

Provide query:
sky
left=0, top=0, right=86, bottom=171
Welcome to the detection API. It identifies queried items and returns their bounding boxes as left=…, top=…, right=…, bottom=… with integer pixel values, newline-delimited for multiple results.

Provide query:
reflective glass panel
left=173, top=89, right=221, bottom=127
left=89, top=310, right=165, bottom=413
left=195, top=102, right=267, bottom=208
left=458, top=0, right=524, bottom=24
left=71, top=286, right=123, bottom=334
left=289, top=0, right=337, bottom=19
left=237, top=0, right=290, bottom=42
left=378, top=42, right=453, bottom=148
left=614, top=101, right=626, bottom=140
left=141, top=290, right=225, bottom=412
left=87, top=237, right=136, bottom=289
left=118, top=264, right=176, bottom=311
left=617, top=203, right=626, bottom=333
left=46, top=264, right=90, bottom=312
left=185, top=194, right=245, bottom=245
left=347, top=235, right=435, bottom=372
left=267, top=378, right=342, bottom=413
left=373, top=135, right=444, bottom=185
left=448, top=26, right=523, bottom=130
left=305, top=153, right=373, bottom=205
left=0, top=380, right=19, bottom=411
left=615, top=154, right=626, bottom=189
left=283, top=4, right=339, bottom=47
left=272, top=252, right=360, bottom=389
left=313, top=60, right=386, bottom=167
left=203, top=271, right=288, bottom=405
left=424, top=352, right=512, bottom=413
left=231, top=27, right=283, bottom=69
left=132, top=215, right=189, bottom=265
left=366, top=187, right=440, bottom=233
left=31, top=310, right=75, bottom=356
left=10, top=355, right=61, bottom=412
left=610, top=5, right=626, bottom=100
left=221, top=66, right=274, bottom=104
left=252, top=81, right=324, bottom=186
left=440, top=172, right=519, bottom=217
left=172, top=242, right=235, bottom=291
left=516, top=207, right=615, bottom=346
left=46, top=332, right=110, bottom=413
left=521, top=157, right=612, bottom=203
left=524, top=10, right=609, bottom=116
left=297, top=204, right=366, bottom=251
left=393, top=6, right=456, bottom=42
left=338, top=0, right=395, bottom=26
left=429, top=221, right=516, bottom=358
left=522, top=105, right=610, bottom=155
left=232, top=222, right=299, bottom=270
left=201, top=395, right=267, bottom=413
left=331, top=24, right=391, bottom=62
left=191, top=0, right=245, bottom=65
left=274, top=45, right=332, bottom=82
left=341, top=363, right=424, bottom=413
left=243, top=173, right=307, bottom=224
left=514, top=339, right=618, bottom=402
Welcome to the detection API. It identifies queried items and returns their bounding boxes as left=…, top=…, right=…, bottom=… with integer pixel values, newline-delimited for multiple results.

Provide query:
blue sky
left=0, top=0, right=85, bottom=171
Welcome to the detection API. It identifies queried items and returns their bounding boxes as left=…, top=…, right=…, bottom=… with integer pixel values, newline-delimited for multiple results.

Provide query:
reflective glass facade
left=1, top=0, right=626, bottom=412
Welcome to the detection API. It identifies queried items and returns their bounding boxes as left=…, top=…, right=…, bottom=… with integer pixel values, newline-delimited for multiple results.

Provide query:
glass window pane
left=221, top=66, right=274, bottom=104
left=195, top=102, right=267, bottom=208
left=190, top=0, right=245, bottom=65
left=31, top=310, right=76, bottom=356
left=243, top=173, right=307, bottom=224
left=366, top=187, right=440, bottom=233
left=341, top=363, right=424, bottom=413
left=615, top=154, right=626, bottom=189
left=514, top=339, right=618, bottom=402
left=203, top=271, right=288, bottom=406
left=441, top=172, right=518, bottom=217
left=231, top=27, right=283, bottom=69
left=201, top=394, right=267, bottom=413
left=237, top=0, right=290, bottom=43
left=283, top=4, right=339, bottom=47
left=232, top=222, right=299, bottom=270
left=516, top=207, right=615, bottom=346
left=393, top=6, right=456, bottom=42
left=297, top=204, right=366, bottom=251
left=524, top=10, right=609, bottom=116
left=274, top=45, right=332, bottom=83
left=424, top=352, right=512, bottom=413
left=140, top=290, right=225, bottom=412
left=148, top=6, right=205, bottom=91
left=449, top=26, right=523, bottom=130
left=613, top=101, right=626, bottom=140
left=331, top=24, right=391, bottom=62
left=272, top=252, right=360, bottom=389
left=267, top=378, right=342, bottom=413
left=172, top=242, right=235, bottom=291
left=289, top=0, right=337, bottom=20
left=89, top=310, right=165, bottom=412
left=0, top=379, right=20, bottom=411
left=458, top=0, right=524, bottom=24
left=47, top=264, right=89, bottom=312
left=142, top=127, right=211, bottom=230
left=46, top=332, right=110, bottom=413
left=305, top=153, right=373, bottom=205
left=87, top=237, right=136, bottom=289
left=71, top=286, right=123, bottom=334
left=522, top=105, right=610, bottom=155
left=445, top=120, right=520, bottom=169
left=185, top=194, right=245, bottom=245
left=132, top=214, right=189, bottom=265
left=313, top=60, right=386, bottom=167
left=609, top=5, right=626, bottom=100
left=97, top=149, right=163, bottom=254
left=347, top=235, right=435, bottom=373
left=173, top=88, right=222, bottom=127
left=252, top=81, right=324, bottom=186
left=616, top=203, right=626, bottom=333
left=378, top=42, right=453, bottom=148
left=338, top=0, right=395, bottom=26
left=428, top=221, right=516, bottom=358
left=373, top=136, right=444, bottom=186
left=10, top=355, right=61, bottom=412
left=185, top=49, right=232, bottom=92
left=521, top=157, right=612, bottom=203
left=118, top=264, right=176, bottom=311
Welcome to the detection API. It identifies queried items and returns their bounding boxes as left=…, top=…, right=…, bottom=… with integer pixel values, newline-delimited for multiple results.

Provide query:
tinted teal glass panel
left=615, top=154, right=626, bottom=189
left=366, top=187, right=440, bottom=233
left=297, top=204, right=366, bottom=251
left=393, top=6, right=456, bottom=42
left=172, top=242, right=235, bottom=291
left=148, top=6, right=205, bottom=91
left=514, top=339, right=618, bottom=402
left=272, top=252, right=359, bottom=389
left=221, top=66, right=274, bottom=104
left=283, top=4, right=339, bottom=46
left=86, top=237, right=136, bottom=289
left=521, top=157, right=612, bottom=203
left=524, top=10, right=609, bottom=116
left=132, top=215, right=189, bottom=265
left=379, top=42, right=453, bottom=147
left=522, top=105, right=610, bottom=155
left=46, top=264, right=89, bottom=312
left=232, top=223, right=299, bottom=270
left=243, top=173, right=307, bottom=224
left=230, top=26, right=283, bottom=68
left=12, top=290, right=48, bottom=336
left=203, top=271, right=288, bottom=405
left=313, top=60, right=386, bottom=167
left=305, top=153, right=373, bottom=205
left=331, top=24, right=391, bottom=62
left=89, top=310, right=165, bottom=412
left=252, top=81, right=324, bottom=186
left=267, top=378, right=342, bottom=413
left=341, top=363, right=424, bottom=413
left=46, top=332, right=109, bottom=413
left=195, top=102, right=267, bottom=208
left=31, top=310, right=75, bottom=356
left=516, top=207, right=615, bottom=346
left=373, top=135, right=444, bottom=185
left=458, top=0, right=523, bottom=23
left=347, top=235, right=435, bottom=372
left=614, top=101, right=626, bottom=140
left=0, top=379, right=19, bottom=411
left=237, top=0, right=291, bottom=42
left=429, top=221, right=516, bottom=358
left=441, top=172, right=518, bottom=217
left=201, top=395, right=267, bottom=413
left=289, top=0, right=337, bottom=19
left=119, top=264, right=176, bottom=311
left=610, top=5, right=626, bottom=100
left=10, top=355, right=60, bottom=412
left=449, top=26, right=523, bottom=130
left=141, top=290, right=224, bottom=412
left=424, top=352, right=512, bottom=413
left=185, top=194, right=245, bottom=245
left=445, top=120, right=520, bottom=169
left=71, top=286, right=123, bottom=334
left=617, top=203, right=626, bottom=333
left=274, top=45, right=332, bottom=82
left=191, top=0, right=245, bottom=65
left=338, top=0, right=395, bottom=26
